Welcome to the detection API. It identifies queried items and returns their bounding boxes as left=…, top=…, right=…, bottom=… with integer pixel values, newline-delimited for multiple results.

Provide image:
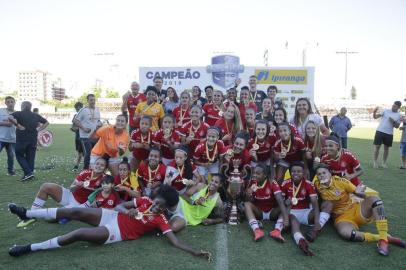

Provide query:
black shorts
left=373, top=131, right=393, bottom=147
left=75, top=139, right=84, bottom=153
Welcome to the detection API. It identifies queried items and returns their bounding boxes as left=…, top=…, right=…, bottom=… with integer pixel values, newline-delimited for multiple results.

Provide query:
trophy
left=227, top=159, right=244, bottom=225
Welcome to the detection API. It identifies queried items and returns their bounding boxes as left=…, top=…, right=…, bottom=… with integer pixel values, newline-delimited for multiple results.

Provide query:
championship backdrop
left=139, top=55, right=314, bottom=115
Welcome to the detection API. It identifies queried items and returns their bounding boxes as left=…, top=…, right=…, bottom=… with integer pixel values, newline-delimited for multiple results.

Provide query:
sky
left=0, top=0, right=405, bottom=103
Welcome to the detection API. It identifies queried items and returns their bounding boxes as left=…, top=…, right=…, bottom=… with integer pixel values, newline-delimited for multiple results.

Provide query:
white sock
left=31, top=237, right=61, bottom=251
left=31, top=197, right=46, bottom=209
left=274, top=217, right=284, bottom=231
left=293, top=232, right=304, bottom=245
left=26, top=208, right=57, bottom=219
left=249, top=219, right=259, bottom=231
left=319, top=212, right=330, bottom=228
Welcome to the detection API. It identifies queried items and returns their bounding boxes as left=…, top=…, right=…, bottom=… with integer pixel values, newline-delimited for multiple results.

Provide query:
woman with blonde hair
left=215, top=103, right=243, bottom=146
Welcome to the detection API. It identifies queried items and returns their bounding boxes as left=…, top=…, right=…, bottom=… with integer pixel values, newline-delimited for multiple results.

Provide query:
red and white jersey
left=152, top=128, right=181, bottom=159
left=274, top=123, right=300, bottom=140
left=248, top=179, right=281, bottom=212
left=281, top=179, right=317, bottom=210
left=117, top=197, right=171, bottom=240
left=193, top=140, right=227, bottom=164
left=137, top=162, right=166, bottom=187
left=177, top=121, right=209, bottom=154
left=130, top=129, right=154, bottom=160
left=321, top=149, right=362, bottom=186
left=304, top=136, right=327, bottom=157
left=94, top=191, right=120, bottom=209
left=127, top=93, right=147, bottom=128
left=172, top=106, right=191, bottom=127
left=238, top=102, right=258, bottom=126
left=214, top=118, right=235, bottom=146
left=166, top=160, right=198, bottom=191
left=73, top=170, right=105, bottom=204
left=225, top=146, right=252, bottom=170
left=273, top=136, right=306, bottom=164
left=203, top=103, right=222, bottom=126
left=247, top=137, right=273, bottom=162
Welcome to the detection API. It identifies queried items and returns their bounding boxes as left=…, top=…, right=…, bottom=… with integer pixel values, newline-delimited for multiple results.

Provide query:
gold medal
left=252, top=143, right=259, bottom=151
left=291, top=197, right=298, bottom=205
left=164, top=128, right=171, bottom=139
left=251, top=184, right=258, bottom=192
left=83, top=180, right=90, bottom=188
left=135, top=212, right=144, bottom=220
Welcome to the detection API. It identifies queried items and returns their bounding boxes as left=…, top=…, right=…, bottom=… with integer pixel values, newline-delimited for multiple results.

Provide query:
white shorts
left=290, top=208, right=312, bottom=225
left=90, top=155, right=121, bottom=167
left=60, top=187, right=82, bottom=208
left=197, top=161, right=220, bottom=177
left=262, top=211, right=272, bottom=220
left=167, top=202, right=185, bottom=222
left=99, top=209, right=122, bottom=244
left=161, top=158, right=173, bottom=166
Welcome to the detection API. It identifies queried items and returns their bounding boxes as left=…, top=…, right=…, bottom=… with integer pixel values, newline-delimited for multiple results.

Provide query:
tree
left=350, top=85, right=357, bottom=100
left=105, top=89, right=120, bottom=98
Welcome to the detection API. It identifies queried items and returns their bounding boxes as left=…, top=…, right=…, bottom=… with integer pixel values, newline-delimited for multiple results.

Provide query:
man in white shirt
left=372, top=101, right=402, bottom=168
left=73, top=94, right=101, bottom=170
left=0, top=96, right=16, bottom=175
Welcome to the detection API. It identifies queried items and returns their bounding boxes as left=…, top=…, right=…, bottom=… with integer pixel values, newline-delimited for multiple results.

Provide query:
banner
left=139, top=55, right=314, bottom=116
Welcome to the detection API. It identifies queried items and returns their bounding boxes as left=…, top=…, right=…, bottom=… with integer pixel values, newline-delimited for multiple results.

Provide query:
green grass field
left=0, top=125, right=405, bottom=270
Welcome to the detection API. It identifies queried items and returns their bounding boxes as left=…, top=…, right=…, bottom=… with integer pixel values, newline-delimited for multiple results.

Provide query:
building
left=18, top=70, right=63, bottom=101
left=52, top=87, right=66, bottom=101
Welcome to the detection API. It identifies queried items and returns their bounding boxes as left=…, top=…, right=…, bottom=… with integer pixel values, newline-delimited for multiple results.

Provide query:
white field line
left=215, top=224, right=229, bottom=270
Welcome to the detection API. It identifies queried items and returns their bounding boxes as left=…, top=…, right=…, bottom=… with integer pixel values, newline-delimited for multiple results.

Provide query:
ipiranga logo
left=255, top=69, right=307, bottom=84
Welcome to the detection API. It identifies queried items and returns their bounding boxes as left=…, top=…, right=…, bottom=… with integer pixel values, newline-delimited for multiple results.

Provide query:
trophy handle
left=221, top=163, right=230, bottom=178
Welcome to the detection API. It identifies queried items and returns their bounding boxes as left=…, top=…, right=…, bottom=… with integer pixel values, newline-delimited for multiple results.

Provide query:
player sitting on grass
left=16, top=157, right=108, bottom=227
left=8, top=185, right=212, bottom=261
left=87, top=175, right=120, bottom=209
left=280, top=162, right=320, bottom=256
left=314, top=164, right=406, bottom=256
left=244, top=164, right=289, bottom=242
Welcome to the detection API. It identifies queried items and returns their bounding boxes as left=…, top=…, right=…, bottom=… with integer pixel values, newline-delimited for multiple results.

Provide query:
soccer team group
left=7, top=75, right=406, bottom=261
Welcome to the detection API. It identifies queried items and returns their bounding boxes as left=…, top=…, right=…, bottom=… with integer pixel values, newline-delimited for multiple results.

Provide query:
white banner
left=139, top=55, right=314, bottom=116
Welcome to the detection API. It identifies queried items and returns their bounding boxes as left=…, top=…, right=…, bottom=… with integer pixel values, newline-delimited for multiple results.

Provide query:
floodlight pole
left=336, top=48, right=359, bottom=86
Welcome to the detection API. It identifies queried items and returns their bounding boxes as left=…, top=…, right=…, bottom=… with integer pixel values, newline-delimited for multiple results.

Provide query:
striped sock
left=249, top=219, right=259, bottom=231
left=31, top=197, right=46, bottom=209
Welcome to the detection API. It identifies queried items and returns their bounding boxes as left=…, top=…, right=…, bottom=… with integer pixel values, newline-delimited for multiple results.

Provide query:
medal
left=314, top=157, right=320, bottom=163
left=84, top=180, right=90, bottom=188
left=165, top=97, right=169, bottom=101
left=226, top=149, right=234, bottom=157
left=135, top=212, right=144, bottom=220
left=164, top=128, right=171, bottom=139
left=252, top=143, right=259, bottom=151
left=219, top=111, right=224, bottom=117
left=251, top=184, right=258, bottom=192
left=291, top=198, right=298, bottom=205
left=291, top=180, right=302, bottom=206
left=182, top=178, right=191, bottom=185
left=189, top=131, right=195, bottom=138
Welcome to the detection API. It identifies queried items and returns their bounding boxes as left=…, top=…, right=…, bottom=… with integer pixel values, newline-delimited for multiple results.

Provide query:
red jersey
left=273, top=136, right=306, bottom=164
left=304, top=136, right=327, bottom=158
left=321, top=149, right=362, bottom=186
left=177, top=121, right=209, bottom=154
left=248, top=179, right=281, bottom=212
left=73, top=170, right=105, bottom=204
left=130, top=129, right=154, bottom=160
left=248, top=137, right=273, bottom=162
left=137, top=162, right=166, bottom=187
left=117, top=197, right=171, bottom=240
left=193, top=140, right=227, bottom=164
left=127, top=93, right=147, bottom=128
left=172, top=106, right=191, bottom=127
left=94, top=191, right=120, bottom=209
left=166, top=160, right=198, bottom=191
left=274, top=123, right=299, bottom=140
left=114, top=175, right=133, bottom=201
left=152, top=128, right=181, bottom=159
left=214, top=119, right=235, bottom=146
left=225, top=146, right=252, bottom=170
left=244, top=124, right=255, bottom=139
left=238, top=102, right=258, bottom=126
left=203, top=103, right=222, bottom=126
left=281, top=179, right=317, bottom=210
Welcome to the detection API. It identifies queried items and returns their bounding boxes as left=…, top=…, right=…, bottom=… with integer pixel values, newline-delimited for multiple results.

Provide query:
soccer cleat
left=377, top=239, right=389, bottom=256
left=253, top=229, right=265, bottom=242
left=305, top=228, right=320, bottom=242
left=298, top=239, right=314, bottom=256
left=9, top=244, right=32, bottom=257
left=269, top=229, right=285, bottom=243
left=72, top=166, right=79, bottom=172
left=17, top=218, right=36, bottom=228
left=8, top=203, right=28, bottom=220
left=388, top=235, right=406, bottom=248
left=21, top=174, right=34, bottom=182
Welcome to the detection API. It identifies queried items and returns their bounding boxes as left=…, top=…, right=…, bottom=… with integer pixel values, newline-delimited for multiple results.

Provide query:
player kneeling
left=244, top=164, right=289, bottom=242
left=314, top=164, right=406, bottom=256
left=8, top=185, right=211, bottom=261
left=281, top=162, right=321, bottom=256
